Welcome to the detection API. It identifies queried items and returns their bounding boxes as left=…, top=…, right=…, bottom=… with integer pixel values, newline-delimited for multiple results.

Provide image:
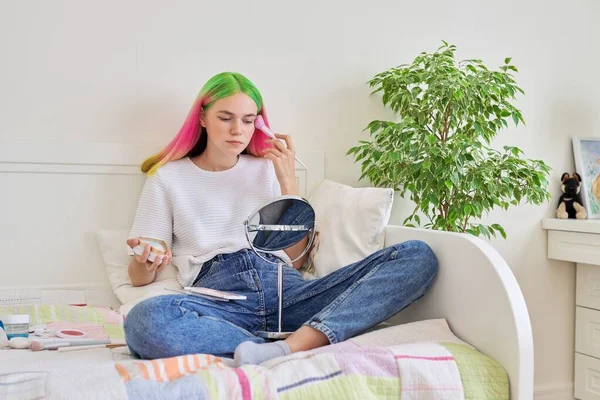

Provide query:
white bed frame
left=0, top=141, right=533, bottom=399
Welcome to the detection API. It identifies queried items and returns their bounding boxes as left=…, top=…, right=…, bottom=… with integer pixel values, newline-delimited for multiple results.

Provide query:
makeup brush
left=255, top=116, right=308, bottom=170
left=31, top=339, right=111, bottom=351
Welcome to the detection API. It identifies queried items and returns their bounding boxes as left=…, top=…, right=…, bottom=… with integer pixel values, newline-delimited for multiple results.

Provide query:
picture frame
left=572, top=137, right=600, bottom=219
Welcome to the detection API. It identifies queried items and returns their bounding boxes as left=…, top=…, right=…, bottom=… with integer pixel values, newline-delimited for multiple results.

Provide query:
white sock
left=233, top=340, right=291, bottom=366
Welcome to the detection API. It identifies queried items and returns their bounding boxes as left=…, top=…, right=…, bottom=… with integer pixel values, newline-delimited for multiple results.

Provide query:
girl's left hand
left=263, top=133, right=298, bottom=195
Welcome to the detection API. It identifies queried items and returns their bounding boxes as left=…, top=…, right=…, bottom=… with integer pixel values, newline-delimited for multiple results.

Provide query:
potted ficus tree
left=347, top=42, right=551, bottom=239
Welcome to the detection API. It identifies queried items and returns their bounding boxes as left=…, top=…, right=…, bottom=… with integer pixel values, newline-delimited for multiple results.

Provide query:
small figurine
left=557, top=172, right=587, bottom=219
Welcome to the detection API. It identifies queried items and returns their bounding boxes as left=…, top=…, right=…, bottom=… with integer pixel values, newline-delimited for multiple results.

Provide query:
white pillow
left=95, top=229, right=182, bottom=315
left=308, top=179, right=394, bottom=277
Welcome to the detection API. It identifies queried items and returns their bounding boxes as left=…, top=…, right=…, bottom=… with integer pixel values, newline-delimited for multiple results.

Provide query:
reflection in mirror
left=245, top=197, right=316, bottom=256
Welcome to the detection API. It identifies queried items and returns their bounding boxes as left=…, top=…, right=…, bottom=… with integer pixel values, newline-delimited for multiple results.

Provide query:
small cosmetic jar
left=0, top=315, right=30, bottom=339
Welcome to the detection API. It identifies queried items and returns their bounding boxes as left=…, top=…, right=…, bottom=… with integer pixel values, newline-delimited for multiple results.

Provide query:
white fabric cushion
left=95, top=229, right=182, bottom=315
left=351, top=319, right=470, bottom=348
left=308, top=179, right=394, bottom=277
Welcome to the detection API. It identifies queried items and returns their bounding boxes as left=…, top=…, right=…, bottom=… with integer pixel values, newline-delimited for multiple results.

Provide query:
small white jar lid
left=0, top=315, right=30, bottom=324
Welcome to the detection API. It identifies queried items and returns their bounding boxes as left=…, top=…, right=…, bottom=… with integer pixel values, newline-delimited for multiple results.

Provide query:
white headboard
left=0, top=141, right=324, bottom=293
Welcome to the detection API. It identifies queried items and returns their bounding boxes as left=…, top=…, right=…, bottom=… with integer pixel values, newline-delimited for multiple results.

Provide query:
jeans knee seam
left=309, top=265, right=381, bottom=322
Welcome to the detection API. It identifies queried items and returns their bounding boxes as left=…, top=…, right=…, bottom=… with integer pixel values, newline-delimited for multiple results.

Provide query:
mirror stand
left=256, top=261, right=291, bottom=339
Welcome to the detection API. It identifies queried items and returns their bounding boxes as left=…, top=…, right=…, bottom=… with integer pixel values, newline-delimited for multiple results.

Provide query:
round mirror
left=244, top=196, right=316, bottom=263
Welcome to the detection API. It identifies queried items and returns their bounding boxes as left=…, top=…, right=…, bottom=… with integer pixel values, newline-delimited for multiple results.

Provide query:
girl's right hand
left=126, top=238, right=172, bottom=273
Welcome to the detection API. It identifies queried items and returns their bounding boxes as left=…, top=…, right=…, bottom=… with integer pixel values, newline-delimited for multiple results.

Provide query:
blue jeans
left=124, top=242, right=438, bottom=359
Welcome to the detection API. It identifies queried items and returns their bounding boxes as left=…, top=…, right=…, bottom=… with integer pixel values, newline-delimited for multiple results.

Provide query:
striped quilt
left=115, top=339, right=508, bottom=399
left=0, top=305, right=508, bottom=399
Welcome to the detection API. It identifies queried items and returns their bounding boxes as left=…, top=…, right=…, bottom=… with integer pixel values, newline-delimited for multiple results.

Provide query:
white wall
left=2, top=0, right=599, bottom=396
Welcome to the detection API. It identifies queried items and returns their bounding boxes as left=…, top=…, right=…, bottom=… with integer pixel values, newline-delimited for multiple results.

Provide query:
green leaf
left=492, top=223, right=507, bottom=239
left=480, top=225, right=490, bottom=238
left=504, top=57, right=512, bottom=64
left=465, top=204, right=472, bottom=215
left=450, top=172, right=460, bottom=187
left=429, top=194, right=439, bottom=207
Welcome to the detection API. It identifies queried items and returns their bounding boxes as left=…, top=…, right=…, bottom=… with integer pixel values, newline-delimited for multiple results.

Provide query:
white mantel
left=542, top=218, right=600, bottom=266
left=542, top=218, right=600, bottom=235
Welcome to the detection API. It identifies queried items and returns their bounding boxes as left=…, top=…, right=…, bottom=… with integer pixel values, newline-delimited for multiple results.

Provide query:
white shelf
left=542, top=218, right=600, bottom=235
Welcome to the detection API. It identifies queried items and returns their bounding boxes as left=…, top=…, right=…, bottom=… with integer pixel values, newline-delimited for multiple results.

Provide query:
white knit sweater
left=129, top=155, right=283, bottom=287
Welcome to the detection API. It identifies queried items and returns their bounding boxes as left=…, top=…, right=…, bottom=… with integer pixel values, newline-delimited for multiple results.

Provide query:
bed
left=0, top=141, right=533, bottom=399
